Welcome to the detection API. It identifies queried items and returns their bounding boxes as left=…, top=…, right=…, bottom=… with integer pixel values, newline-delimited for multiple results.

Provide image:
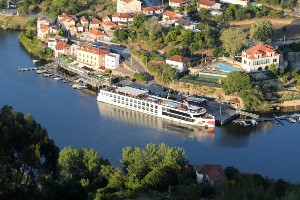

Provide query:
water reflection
left=215, top=121, right=276, bottom=148
left=97, top=102, right=215, bottom=142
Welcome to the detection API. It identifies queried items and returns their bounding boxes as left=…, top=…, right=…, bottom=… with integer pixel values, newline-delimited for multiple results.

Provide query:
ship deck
left=102, top=86, right=208, bottom=115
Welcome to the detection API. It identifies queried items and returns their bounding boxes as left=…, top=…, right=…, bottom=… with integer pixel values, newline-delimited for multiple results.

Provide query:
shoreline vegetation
left=18, top=30, right=53, bottom=61
left=1, top=105, right=300, bottom=200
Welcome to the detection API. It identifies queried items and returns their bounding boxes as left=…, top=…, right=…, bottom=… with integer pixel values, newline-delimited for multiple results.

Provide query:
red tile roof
left=81, top=16, right=88, bottom=23
left=198, top=0, right=216, bottom=6
left=55, top=42, right=71, bottom=50
left=163, top=10, right=178, bottom=18
left=196, top=165, right=227, bottom=183
left=89, top=29, right=105, bottom=36
left=166, top=55, right=191, bottom=63
left=112, top=13, right=133, bottom=18
left=245, top=43, right=278, bottom=59
left=76, top=22, right=83, bottom=27
left=143, top=6, right=163, bottom=11
left=102, top=15, right=111, bottom=22
left=103, top=21, right=117, bottom=26
left=79, top=45, right=110, bottom=55
left=90, top=17, right=102, bottom=24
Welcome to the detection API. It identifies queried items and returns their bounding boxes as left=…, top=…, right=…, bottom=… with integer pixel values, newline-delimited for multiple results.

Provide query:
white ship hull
left=97, top=88, right=215, bottom=127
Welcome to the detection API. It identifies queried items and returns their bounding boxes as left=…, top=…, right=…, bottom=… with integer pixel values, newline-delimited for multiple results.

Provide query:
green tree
left=220, top=27, right=247, bottom=58
left=0, top=106, right=59, bottom=200
left=121, top=143, right=188, bottom=191
left=166, top=47, right=182, bottom=57
left=199, top=8, right=211, bottom=22
left=250, top=20, right=273, bottom=43
left=58, top=147, right=110, bottom=198
left=221, top=72, right=252, bottom=94
left=132, top=14, right=147, bottom=29
left=269, top=63, right=277, bottom=75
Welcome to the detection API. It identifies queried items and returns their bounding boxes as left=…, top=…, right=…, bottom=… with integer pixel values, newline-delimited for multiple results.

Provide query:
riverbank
left=0, top=15, right=32, bottom=29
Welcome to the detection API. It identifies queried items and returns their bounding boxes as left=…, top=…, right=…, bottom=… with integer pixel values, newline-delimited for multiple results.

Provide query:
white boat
left=288, top=118, right=297, bottom=123
left=36, top=69, right=47, bottom=74
left=53, top=77, right=61, bottom=80
left=33, top=60, right=40, bottom=63
left=97, top=86, right=215, bottom=127
left=72, top=83, right=87, bottom=89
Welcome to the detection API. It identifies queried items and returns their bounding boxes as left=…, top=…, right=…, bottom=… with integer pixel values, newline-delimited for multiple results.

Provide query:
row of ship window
left=107, top=93, right=158, bottom=108
left=162, top=112, right=195, bottom=122
left=113, top=99, right=158, bottom=113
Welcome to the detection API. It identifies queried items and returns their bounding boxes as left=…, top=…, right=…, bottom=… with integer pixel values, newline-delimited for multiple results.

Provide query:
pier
left=233, top=116, right=300, bottom=126
left=18, top=67, right=45, bottom=72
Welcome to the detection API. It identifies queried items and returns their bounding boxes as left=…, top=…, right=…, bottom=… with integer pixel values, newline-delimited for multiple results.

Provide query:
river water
left=1, top=30, right=300, bottom=182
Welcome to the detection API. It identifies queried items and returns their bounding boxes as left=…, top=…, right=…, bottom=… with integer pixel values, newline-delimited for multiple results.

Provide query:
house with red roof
left=102, top=15, right=112, bottom=22
left=76, top=22, right=84, bottom=33
left=197, top=0, right=221, bottom=10
left=89, top=17, right=102, bottom=30
left=169, top=0, right=191, bottom=8
left=54, top=41, right=71, bottom=58
left=242, top=43, right=281, bottom=72
left=162, top=10, right=181, bottom=26
left=166, top=55, right=191, bottom=72
left=80, top=16, right=89, bottom=30
left=142, top=6, right=164, bottom=16
left=112, top=13, right=134, bottom=24
left=196, top=164, right=227, bottom=185
left=81, top=29, right=106, bottom=42
left=77, top=45, right=110, bottom=69
left=117, top=0, right=142, bottom=13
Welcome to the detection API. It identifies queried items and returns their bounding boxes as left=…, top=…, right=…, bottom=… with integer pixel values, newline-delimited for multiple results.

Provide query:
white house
left=219, top=0, right=249, bottom=7
left=166, top=55, right=191, bottom=73
left=54, top=42, right=71, bottom=58
left=242, top=43, right=281, bottom=72
left=196, top=165, right=227, bottom=185
left=105, top=53, right=120, bottom=69
left=210, top=9, right=223, bottom=15
left=142, top=6, right=164, bottom=16
left=112, top=13, right=134, bottom=23
left=175, top=18, right=200, bottom=32
left=169, top=0, right=191, bottom=7
left=117, top=0, right=142, bottom=13
left=197, top=0, right=221, bottom=10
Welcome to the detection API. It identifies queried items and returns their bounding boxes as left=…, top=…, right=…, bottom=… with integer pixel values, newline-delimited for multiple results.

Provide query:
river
left=1, top=30, right=300, bottom=182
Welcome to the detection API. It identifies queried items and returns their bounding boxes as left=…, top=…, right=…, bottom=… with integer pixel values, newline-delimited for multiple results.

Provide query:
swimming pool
left=212, top=63, right=239, bottom=72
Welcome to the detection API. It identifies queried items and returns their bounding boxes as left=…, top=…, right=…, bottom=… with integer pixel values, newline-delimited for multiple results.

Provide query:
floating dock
left=18, top=67, right=44, bottom=72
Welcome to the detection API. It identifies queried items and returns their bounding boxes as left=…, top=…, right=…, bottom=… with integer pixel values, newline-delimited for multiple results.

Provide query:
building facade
left=242, top=43, right=280, bottom=72
left=77, top=45, right=110, bottom=69
left=117, top=0, right=142, bottom=13
left=166, top=55, right=191, bottom=73
left=169, top=0, right=191, bottom=7
left=105, top=53, right=120, bottom=69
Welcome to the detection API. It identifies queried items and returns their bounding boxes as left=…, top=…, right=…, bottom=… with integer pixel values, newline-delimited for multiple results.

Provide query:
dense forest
left=1, top=105, right=300, bottom=200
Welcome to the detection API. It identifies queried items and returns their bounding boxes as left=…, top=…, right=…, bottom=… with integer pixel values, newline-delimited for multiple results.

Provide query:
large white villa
left=241, top=43, right=281, bottom=72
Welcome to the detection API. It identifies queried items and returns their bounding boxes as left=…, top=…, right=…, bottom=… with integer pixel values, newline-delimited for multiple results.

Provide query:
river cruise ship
left=97, top=86, right=215, bottom=127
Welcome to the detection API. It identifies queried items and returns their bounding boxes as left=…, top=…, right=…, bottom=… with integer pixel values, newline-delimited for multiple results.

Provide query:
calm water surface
left=1, top=30, right=300, bottom=182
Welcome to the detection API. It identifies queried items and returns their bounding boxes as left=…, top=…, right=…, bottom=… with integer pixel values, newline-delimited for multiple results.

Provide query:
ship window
left=155, top=106, right=158, bottom=109
left=130, top=99, right=132, bottom=102
left=151, top=109, right=153, bottom=112
left=142, top=102, right=145, bottom=106
left=118, top=96, right=120, bottom=99
left=138, top=106, right=141, bottom=109
left=146, top=103, right=149, bottom=107
left=110, top=94, right=112, bottom=97
left=138, top=101, right=141, bottom=105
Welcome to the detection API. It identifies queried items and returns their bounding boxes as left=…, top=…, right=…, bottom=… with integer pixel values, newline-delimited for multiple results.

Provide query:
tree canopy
left=220, top=27, right=247, bottom=58
left=0, top=105, right=59, bottom=200
left=221, top=72, right=252, bottom=94
left=250, top=20, right=273, bottom=43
